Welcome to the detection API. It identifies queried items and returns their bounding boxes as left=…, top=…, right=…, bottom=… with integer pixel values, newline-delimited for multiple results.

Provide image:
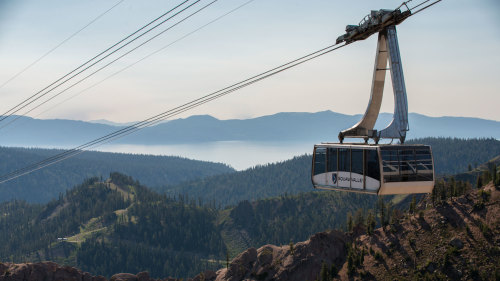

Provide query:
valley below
left=0, top=137, right=499, bottom=280
left=1, top=179, right=499, bottom=280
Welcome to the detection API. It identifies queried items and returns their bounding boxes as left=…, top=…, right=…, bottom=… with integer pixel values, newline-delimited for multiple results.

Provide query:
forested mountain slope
left=221, top=175, right=478, bottom=256
left=1, top=174, right=498, bottom=280
left=0, top=173, right=390, bottom=279
left=1, top=138, right=499, bottom=279
left=220, top=191, right=380, bottom=256
left=163, top=155, right=312, bottom=207
left=0, top=147, right=233, bottom=203
left=1, top=172, right=414, bottom=278
left=406, top=137, right=500, bottom=175
left=166, top=138, right=500, bottom=207
left=1, top=136, right=497, bottom=205
left=0, top=173, right=226, bottom=278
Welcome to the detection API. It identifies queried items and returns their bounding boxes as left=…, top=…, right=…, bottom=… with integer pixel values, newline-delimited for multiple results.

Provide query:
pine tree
left=320, top=262, right=330, bottom=281
left=476, top=175, right=483, bottom=188
left=378, top=198, right=386, bottom=227
left=450, top=177, right=457, bottom=197
left=353, top=208, right=365, bottom=228
left=385, top=202, right=393, bottom=225
left=482, top=170, right=491, bottom=185
left=496, top=171, right=500, bottom=186
left=431, top=183, right=438, bottom=206
left=366, top=210, right=376, bottom=235
left=390, top=209, right=399, bottom=226
left=347, top=252, right=355, bottom=276
left=409, top=195, right=416, bottom=214
left=289, top=241, right=295, bottom=256
left=330, top=264, right=338, bottom=277
left=347, top=212, right=353, bottom=232
left=492, top=164, right=497, bottom=185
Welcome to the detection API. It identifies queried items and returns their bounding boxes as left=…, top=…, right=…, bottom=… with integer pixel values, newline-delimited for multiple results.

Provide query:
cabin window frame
left=313, top=146, right=326, bottom=176
left=380, top=146, right=434, bottom=183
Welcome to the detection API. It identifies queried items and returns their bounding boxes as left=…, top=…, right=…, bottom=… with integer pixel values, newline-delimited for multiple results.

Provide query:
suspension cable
left=0, top=0, right=444, bottom=183
left=0, top=0, right=219, bottom=131
left=0, top=0, right=126, bottom=90
left=409, top=0, right=442, bottom=16
left=0, top=43, right=346, bottom=184
left=0, top=0, right=196, bottom=124
left=29, top=0, right=257, bottom=122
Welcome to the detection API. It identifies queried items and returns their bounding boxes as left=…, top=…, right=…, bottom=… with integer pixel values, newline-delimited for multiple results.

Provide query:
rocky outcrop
left=0, top=263, right=177, bottom=281
left=212, top=184, right=500, bottom=280
left=344, top=184, right=500, bottom=280
left=214, top=230, right=347, bottom=281
left=0, top=261, right=105, bottom=281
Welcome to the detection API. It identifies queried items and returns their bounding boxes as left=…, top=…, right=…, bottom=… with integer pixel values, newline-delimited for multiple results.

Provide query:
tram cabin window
left=313, top=147, right=326, bottom=175
left=380, top=146, right=434, bottom=183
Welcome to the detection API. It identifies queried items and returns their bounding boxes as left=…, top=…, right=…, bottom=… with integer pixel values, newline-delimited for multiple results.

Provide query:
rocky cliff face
left=194, top=184, right=498, bottom=281
left=0, top=262, right=106, bottom=281
left=214, top=230, right=347, bottom=281
left=0, top=262, right=175, bottom=281
left=344, top=183, right=500, bottom=280
left=185, top=183, right=499, bottom=281
left=188, top=182, right=500, bottom=280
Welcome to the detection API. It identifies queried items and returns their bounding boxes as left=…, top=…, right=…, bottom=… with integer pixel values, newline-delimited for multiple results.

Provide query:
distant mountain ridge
left=88, top=119, right=137, bottom=127
left=0, top=112, right=499, bottom=147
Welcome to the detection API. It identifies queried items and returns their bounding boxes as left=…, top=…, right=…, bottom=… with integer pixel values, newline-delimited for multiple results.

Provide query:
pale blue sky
left=0, top=0, right=499, bottom=124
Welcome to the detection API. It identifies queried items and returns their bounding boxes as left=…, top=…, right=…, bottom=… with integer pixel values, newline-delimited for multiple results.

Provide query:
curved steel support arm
left=339, top=25, right=408, bottom=143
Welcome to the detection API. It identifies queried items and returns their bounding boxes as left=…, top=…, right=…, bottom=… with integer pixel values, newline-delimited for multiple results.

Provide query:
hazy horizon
left=7, top=110, right=500, bottom=124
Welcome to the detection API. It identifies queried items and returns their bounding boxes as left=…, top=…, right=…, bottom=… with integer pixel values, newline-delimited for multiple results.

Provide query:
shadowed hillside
left=0, top=147, right=233, bottom=203
left=165, top=138, right=500, bottom=207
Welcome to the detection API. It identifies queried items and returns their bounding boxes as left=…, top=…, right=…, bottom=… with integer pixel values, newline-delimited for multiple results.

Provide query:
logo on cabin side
left=332, top=173, right=337, bottom=184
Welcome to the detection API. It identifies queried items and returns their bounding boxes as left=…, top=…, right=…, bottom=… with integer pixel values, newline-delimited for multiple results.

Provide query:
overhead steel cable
left=0, top=0, right=195, bottom=124
left=29, top=0, right=257, bottom=121
left=408, top=0, right=433, bottom=11
left=29, top=0, right=439, bottom=125
left=0, top=0, right=126, bottom=90
left=0, top=0, right=444, bottom=184
left=409, top=0, right=442, bottom=15
left=0, top=0, right=197, bottom=124
left=8, top=43, right=345, bottom=166
left=0, top=0, right=220, bottom=131
left=396, top=0, right=441, bottom=14
left=0, top=43, right=347, bottom=184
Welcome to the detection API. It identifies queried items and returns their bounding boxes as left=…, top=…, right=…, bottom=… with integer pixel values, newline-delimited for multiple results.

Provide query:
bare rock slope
left=207, top=183, right=500, bottom=280
left=0, top=262, right=172, bottom=281
left=214, top=230, right=347, bottom=281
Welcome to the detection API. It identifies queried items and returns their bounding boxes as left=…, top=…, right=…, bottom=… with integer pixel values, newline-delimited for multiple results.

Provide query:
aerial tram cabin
left=312, top=144, right=434, bottom=195
left=311, top=4, right=435, bottom=195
